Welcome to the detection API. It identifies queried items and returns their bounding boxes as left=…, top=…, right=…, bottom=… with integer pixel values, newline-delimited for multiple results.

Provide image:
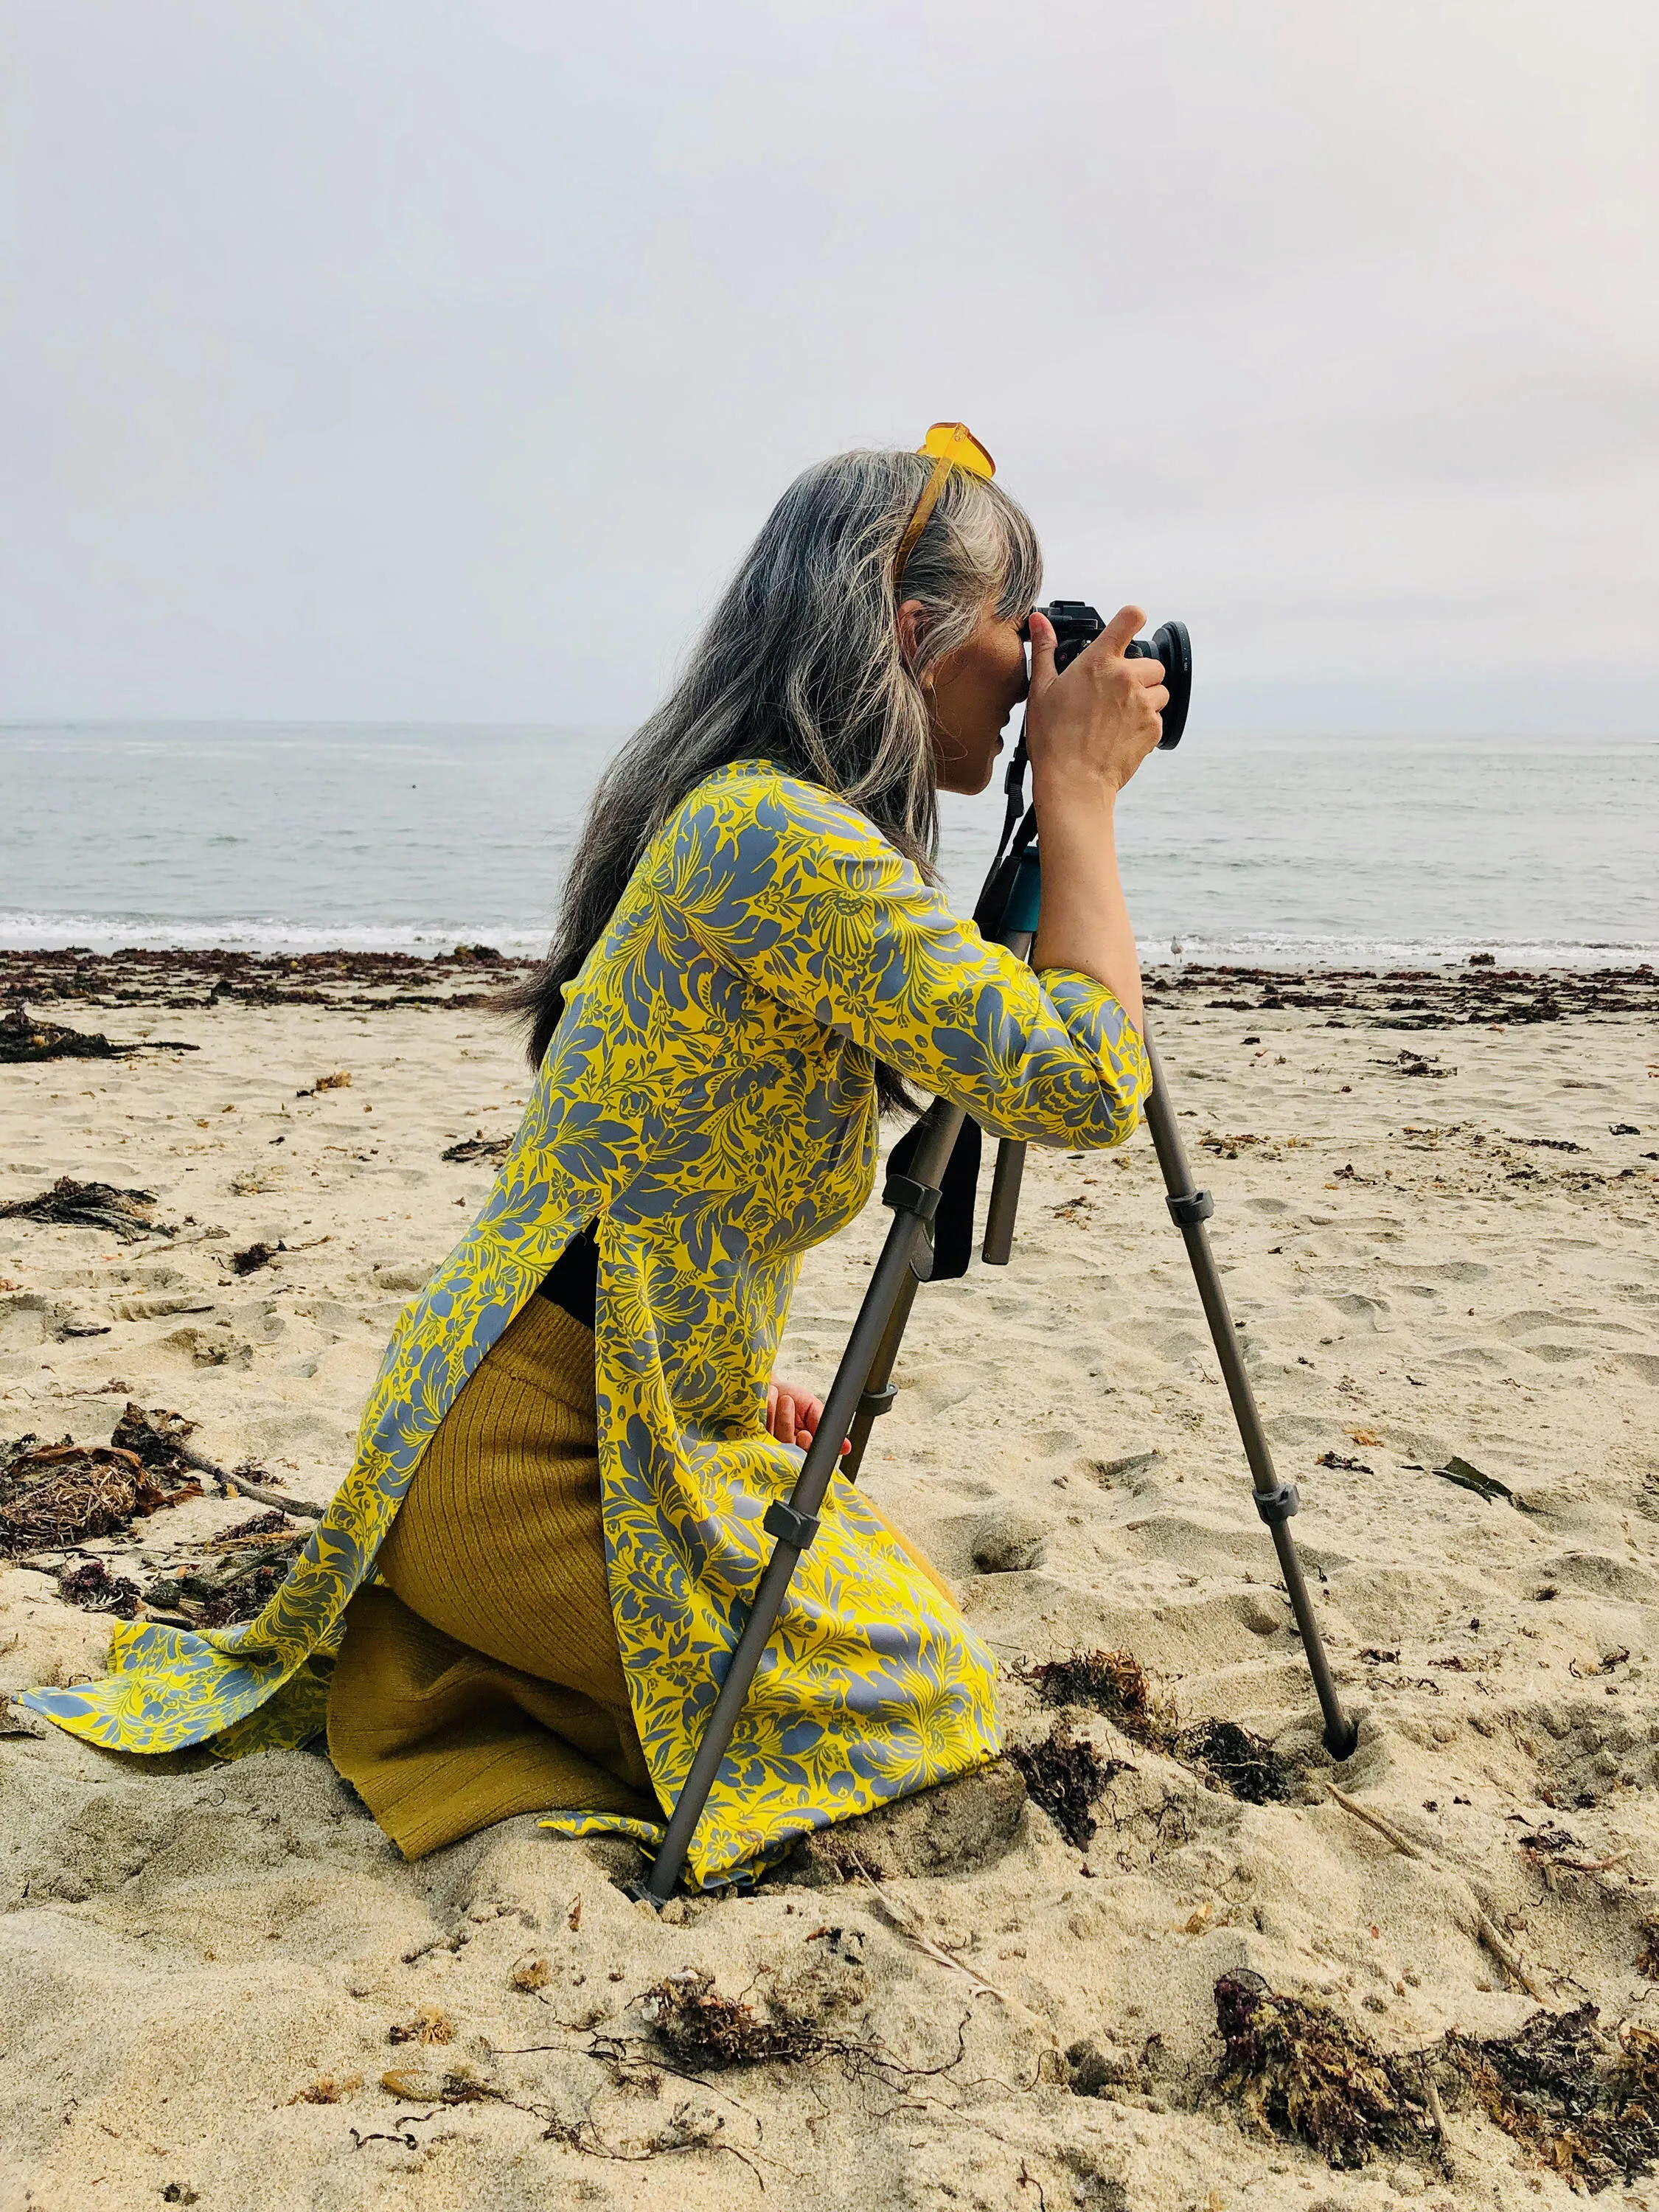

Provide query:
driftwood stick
left=848, top=1856, right=1054, bottom=2039
left=1472, top=1912, right=1547, bottom=2002
left=1327, top=1784, right=1425, bottom=1860
left=1419, top=2059, right=1455, bottom=2178
left=1326, top=1784, right=1547, bottom=2002
left=170, top=1435, right=322, bottom=1519
left=215, top=1468, right=325, bottom=1520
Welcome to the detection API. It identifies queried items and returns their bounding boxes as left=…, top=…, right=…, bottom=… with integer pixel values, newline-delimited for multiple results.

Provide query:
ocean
left=1, top=723, right=1654, bottom=969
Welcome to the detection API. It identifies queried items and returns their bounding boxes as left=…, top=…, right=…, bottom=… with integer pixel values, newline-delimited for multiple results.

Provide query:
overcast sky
left=4, top=0, right=1655, bottom=733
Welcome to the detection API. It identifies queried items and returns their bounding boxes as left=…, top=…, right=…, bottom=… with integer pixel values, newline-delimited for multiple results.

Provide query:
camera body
left=1037, top=601, right=1192, bottom=749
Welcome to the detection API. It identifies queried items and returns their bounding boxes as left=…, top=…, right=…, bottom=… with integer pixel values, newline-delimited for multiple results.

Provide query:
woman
left=23, top=431, right=1166, bottom=1891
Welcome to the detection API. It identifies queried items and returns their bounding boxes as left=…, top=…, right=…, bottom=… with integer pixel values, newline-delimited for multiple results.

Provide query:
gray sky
left=4, top=0, right=1655, bottom=733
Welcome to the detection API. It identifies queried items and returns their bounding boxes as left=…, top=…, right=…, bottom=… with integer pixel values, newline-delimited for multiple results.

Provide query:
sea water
left=1, top=723, right=1653, bottom=967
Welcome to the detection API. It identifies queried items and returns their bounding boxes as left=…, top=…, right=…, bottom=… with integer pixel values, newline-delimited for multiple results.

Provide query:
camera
left=1032, top=600, right=1192, bottom=749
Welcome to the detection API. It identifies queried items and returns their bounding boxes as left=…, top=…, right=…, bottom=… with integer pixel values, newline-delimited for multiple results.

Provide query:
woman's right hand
left=1023, top=605, right=1169, bottom=801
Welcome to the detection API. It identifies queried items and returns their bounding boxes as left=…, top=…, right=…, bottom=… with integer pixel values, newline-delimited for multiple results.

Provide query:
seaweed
left=1441, top=2005, right=1659, bottom=2188
left=1022, top=1647, right=1172, bottom=1745
left=220, top=1509, right=292, bottom=1540
left=0, top=1177, right=170, bottom=1239
left=639, top=1968, right=818, bottom=2068
left=1214, top=1972, right=1431, bottom=2169
left=1020, top=1646, right=1295, bottom=1805
left=0, top=1431, right=49, bottom=1508
left=230, top=1240, right=279, bottom=1275
left=0, top=1440, right=201, bottom=1553
left=1176, top=1719, right=1293, bottom=1805
left=0, top=1004, right=196, bottom=1062
left=56, top=1557, right=143, bottom=1617
left=142, top=1514, right=305, bottom=1626
left=110, top=1400, right=199, bottom=1474
left=442, top=1133, right=512, bottom=1165
left=1009, top=1721, right=1124, bottom=1849
left=10, top=945, right=1651, bottom=1026
left=1434, top=1455, right=1514, bottom=1505
left=1217, top=1975, right=1659, bottom=2187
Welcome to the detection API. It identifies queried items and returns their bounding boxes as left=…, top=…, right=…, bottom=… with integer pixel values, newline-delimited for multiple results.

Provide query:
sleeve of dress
left=671, top=765, right=1152, bottom=1149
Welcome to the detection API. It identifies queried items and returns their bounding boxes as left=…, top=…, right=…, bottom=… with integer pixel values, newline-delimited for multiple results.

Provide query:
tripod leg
left=843, top=1265, right=921, bottom=1478
left=981, top=1138, right=1027, bottom=1265
left=635, top=1099, right=967, bottom=1904
left=1140, top=1025, right=1357, bottom=1759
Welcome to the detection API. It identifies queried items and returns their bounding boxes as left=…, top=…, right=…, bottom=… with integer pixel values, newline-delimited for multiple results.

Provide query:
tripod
left=633, top=840, right=1356, bottom=1906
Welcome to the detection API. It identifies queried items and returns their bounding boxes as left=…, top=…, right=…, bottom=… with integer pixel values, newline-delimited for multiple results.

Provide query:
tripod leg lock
left=858, top=1384, right=897, bottom=1419
left=882, top=1172, right=942, bottom=1222
left=1252, top=1481, right=1301, bottom=1527
left=1166, top=1189, right=1215, bottom=1227
left=763, top=1498, right=821, bottom=1551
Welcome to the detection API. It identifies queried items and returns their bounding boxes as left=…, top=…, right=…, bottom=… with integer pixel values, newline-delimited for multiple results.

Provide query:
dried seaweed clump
left=639, top=1969, right=818, bottom=2069
left=1024, top=1648, right=1173, bottom=1745
left=0, top=1441, right=201, bottom=1554
left=0, top=1177, right=167, bottom=1239
left=1214, top=1972, right=1431, bottom=2170
left=1442, top=2005, right=1659, bottom=2189
left=0, top=1006, right=131, bottom=1062
left=442, top=1133, right=512, bottom=1165
left=57, top=1558, right=142, bottom=1618
left=1023, top=1648, right=1294, bottom=1805
left=1009, top=1720, right=1125, bottom=1850
left=111, top=1401, right=199, bottom=1474
left=1176, top=1719, right=1293, bottom=1806
left=142, top=1512, right=304, bottom=1627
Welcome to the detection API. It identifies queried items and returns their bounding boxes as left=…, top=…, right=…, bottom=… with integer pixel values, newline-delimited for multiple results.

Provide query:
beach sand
left=1, top=952, right=1656, bottom=2210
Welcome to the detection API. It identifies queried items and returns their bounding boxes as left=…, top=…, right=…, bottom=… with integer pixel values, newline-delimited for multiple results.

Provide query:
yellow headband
left=891, top=421, right=996, bottom=587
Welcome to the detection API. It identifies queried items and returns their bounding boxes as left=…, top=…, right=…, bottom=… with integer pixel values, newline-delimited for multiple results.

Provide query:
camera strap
left=900, top=733, right=1038, bottom=1282
left=885, top=1112, right=981, bottom=1281
left=980, top=717, right=1029, bottom=901
left=972, top=709, right=1037, bottom=936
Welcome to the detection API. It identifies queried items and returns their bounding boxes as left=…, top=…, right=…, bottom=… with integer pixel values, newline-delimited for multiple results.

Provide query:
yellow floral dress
left=23, top=760, right=1151, bottom=1888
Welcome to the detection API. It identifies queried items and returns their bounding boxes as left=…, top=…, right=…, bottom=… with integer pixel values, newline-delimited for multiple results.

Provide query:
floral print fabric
left=23, top=760, right=1151, bottom=1888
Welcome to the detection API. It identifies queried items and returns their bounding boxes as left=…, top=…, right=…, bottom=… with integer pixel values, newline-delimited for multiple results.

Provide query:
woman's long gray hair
left=501, top=447, right=1042, bottom=1107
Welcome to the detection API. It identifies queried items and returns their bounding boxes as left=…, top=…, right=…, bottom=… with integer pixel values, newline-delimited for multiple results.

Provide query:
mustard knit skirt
left=326, top=1295, right=656, bottom=1859
left=326, top=1289, right=957, bottom=1863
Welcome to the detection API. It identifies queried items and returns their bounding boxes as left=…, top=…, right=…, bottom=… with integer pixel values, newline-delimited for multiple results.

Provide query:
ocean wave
left=0, top=913, right=554, bottom=957
left=1, top=910, right=1652, bottom=971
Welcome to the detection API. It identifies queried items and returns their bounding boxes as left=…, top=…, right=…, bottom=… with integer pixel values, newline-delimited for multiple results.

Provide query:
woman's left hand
left=766, top=1379, right=849, bottom=1454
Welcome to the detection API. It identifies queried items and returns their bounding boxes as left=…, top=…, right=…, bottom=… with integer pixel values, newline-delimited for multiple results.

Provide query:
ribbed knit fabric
left=326, top=1295, right=656, bottom=1860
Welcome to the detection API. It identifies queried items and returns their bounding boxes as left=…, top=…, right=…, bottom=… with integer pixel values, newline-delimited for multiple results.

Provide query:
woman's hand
left=1023, top=605, right=1169, bottom=801
left=766, top=1379, right=849, bottom=1454
left=1023, top=604, right=1158, bottom=1033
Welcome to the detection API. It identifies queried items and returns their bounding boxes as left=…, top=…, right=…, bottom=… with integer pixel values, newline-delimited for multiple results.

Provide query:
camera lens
left=1152, top=620, right=1192, bottom=750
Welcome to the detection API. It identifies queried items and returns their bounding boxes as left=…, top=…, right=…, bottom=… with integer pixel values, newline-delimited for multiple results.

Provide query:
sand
left=1, top=953, right=1657, bottom=2211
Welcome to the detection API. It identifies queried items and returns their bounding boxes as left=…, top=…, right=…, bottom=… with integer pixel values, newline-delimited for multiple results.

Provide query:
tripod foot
left=1323, top=1716, right=1360, bottom=1761
left=622, top=1879, right=667, bottom=1911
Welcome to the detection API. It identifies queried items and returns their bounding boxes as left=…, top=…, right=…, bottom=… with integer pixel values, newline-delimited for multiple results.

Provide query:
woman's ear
left=896, top=597, right=925, bottom=672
